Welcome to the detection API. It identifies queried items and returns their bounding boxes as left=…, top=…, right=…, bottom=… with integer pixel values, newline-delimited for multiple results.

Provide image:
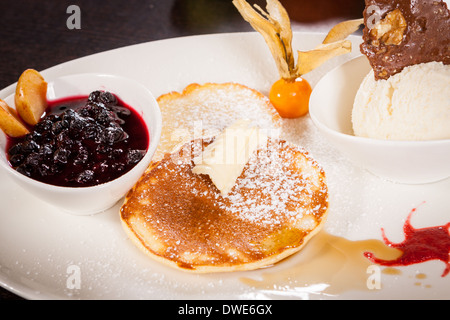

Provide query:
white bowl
left=0, top=73, right=162, bottom=215
left=309, top=56, right=450, bottom=184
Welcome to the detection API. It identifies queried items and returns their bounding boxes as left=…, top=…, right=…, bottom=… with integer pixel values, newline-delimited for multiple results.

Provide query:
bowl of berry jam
left=0, top=73, right=161, bottom=215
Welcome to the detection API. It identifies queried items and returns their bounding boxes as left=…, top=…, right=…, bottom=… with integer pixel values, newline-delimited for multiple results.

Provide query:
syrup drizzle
left=241, top=205, right=449, bottom=295
left=240, top=231, right=402, bottom=295
left=364, top=207, right=450, bottom=277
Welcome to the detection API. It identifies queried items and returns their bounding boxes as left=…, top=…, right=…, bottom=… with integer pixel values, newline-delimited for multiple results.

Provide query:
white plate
left=0, top=32, right=449, bottom=300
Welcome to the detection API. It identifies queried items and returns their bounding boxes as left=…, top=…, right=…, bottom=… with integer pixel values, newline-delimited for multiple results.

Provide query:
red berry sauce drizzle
left=364, top=205, right=450, bottom=277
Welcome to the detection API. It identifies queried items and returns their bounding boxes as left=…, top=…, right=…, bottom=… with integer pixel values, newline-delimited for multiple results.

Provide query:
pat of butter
left=192, top=119, right=267, bottom=195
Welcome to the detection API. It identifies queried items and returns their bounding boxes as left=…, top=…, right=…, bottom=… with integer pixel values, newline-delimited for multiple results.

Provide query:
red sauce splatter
left=364, top=206, right=450, bottom=277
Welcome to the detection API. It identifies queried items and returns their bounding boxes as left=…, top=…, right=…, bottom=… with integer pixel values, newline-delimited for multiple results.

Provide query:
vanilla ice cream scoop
left=352, top=61, right=450, bottom=141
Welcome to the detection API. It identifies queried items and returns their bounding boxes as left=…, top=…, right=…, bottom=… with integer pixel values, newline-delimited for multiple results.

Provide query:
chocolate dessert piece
left=360, top=0, right=450, bottom=80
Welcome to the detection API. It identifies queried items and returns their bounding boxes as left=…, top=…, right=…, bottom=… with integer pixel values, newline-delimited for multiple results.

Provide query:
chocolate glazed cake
left=360, top=0, right=450, bottom=80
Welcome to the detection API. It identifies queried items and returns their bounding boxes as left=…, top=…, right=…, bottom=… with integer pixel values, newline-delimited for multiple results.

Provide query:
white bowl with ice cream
left=309, top=55, right=450, bottom=184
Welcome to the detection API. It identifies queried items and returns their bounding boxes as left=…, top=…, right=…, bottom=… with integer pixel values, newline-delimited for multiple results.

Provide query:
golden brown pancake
left=154, top=82, right=281, bottom=161
left=120, top=137, right=328, bottom=273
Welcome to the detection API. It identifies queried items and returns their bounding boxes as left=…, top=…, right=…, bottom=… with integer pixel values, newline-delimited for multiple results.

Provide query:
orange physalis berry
left=269, top=77, right=312, bottom=118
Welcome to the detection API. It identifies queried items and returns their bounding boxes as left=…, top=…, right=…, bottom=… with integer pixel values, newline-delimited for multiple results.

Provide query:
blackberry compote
left=7, top=91, right=149, bottom=187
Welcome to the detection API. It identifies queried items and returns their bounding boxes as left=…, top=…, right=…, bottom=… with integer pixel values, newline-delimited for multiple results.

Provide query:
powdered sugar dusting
left=155, top=83, right=281, bottom=160
left=120, top=135, right=328, bottom=270
left=219, top=139, right=327, bottom=227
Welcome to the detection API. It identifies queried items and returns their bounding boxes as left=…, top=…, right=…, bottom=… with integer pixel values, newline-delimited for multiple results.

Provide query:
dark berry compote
left=6, top=91, right=149, bottom=187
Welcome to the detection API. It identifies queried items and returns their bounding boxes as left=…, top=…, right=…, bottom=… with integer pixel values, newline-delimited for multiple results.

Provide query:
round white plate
left=0, top=32, right=449, bottom=300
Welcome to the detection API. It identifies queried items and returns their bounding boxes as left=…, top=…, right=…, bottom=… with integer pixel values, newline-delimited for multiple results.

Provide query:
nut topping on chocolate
left=360, top=0, right=450, bottom=80
left=370, top=9, right=406, bottom=46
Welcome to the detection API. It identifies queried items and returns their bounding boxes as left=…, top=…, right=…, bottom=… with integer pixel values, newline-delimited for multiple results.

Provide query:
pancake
left=120, top=137, right=328, bottom=273
left=154, top=82, right=281, bottom=161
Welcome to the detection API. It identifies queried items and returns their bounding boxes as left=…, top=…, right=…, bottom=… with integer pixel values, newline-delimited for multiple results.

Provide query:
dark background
left=0, top=0, right=363, bottom=300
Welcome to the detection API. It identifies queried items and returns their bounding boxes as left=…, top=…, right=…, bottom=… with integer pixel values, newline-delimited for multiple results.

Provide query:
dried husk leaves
left=232, top=0, right=295, bottom=79
left=322, top=18, right=364, bottom=44
left=296, top=40, right=352, bottom=75
left=233, top=0, right=364, bottom=80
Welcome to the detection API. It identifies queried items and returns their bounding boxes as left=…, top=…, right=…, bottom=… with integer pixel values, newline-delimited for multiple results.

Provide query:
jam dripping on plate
left=364, top=205, right=450, bottom=277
